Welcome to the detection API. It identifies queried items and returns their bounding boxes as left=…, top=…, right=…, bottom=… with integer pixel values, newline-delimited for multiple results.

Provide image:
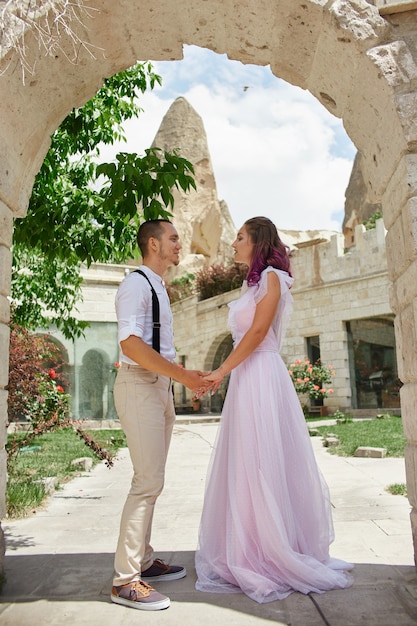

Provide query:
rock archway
left=1, top=0, right=417, bottom=569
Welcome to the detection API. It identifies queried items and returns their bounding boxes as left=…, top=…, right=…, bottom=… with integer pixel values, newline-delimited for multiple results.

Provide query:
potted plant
left=287, top=359, right=335, bottom=416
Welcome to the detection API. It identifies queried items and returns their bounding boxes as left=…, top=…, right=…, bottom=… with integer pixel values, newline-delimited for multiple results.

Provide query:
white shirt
left=115, top=266, right=176, bottom=364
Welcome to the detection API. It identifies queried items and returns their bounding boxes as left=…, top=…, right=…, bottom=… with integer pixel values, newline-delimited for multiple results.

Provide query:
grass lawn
left=313, top=414, right=406, bottom=457
left=6, top=427, right=127, bottom=519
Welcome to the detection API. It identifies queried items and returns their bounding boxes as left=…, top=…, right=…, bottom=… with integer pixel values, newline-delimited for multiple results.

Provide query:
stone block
left=34, top=476, right=57, bottom=495
left=271, top=0, right=326, bottom=89
left=368, top=40, right=417, bottom=89
left=395, top=303, right=417, bottom=383
left=0, top=202, right=13, bottom=248
left=402, top=197, right=417, bottom=265
left=396, top=92, right=417, bottom=148
left=0, top=391, right=7, bottom=450
left=346, top=79, right=403, bottom=201
left=0, top=295, right=10, bottom=326
left=400, top=385, right=417, bottom=441
left=382, top=154, right=417, bottom=229
left=323, top=436, right=340, bottom=447
left=0, top=450, right=6, bottom=518
left=0, top=246, right=12, bottom=298
left=386, top=214, right=408, bottom=281
left=71, top=457, right=93, bottom=471
left=404, top=443, right=417, bottom=508
left=0, top=324, right=10, bottom=388
left=390, top=255, right=417, bottom=312
left=354, top=446, right=387, bottom=457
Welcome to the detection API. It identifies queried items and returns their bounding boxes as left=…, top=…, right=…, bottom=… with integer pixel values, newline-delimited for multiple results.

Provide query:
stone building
left=42, top=96, right=398, bottom=421
left=47, top=217, right=396, bottom=422
left=1, top=0, right=417, bottom=572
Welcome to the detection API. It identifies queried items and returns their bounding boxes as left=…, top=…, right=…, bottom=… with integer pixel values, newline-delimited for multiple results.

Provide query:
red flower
left=49, top=368, right=57, bottom=379
left=56, top=385, right=64, bottom=393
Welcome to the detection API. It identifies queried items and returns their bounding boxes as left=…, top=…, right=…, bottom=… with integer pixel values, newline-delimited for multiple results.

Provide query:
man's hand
left=179, top=369, right=211, bottom=395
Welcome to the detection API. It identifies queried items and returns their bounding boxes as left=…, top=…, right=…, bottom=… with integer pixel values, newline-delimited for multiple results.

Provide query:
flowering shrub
left=7, top=321, right=113, bottom=467
left=7, top=323, right=68, bottom=424
left=27, top=369, right=71, bottom=429
left=196, top=263, right=247, bottom=301
left=288, top=359, right=335, bottom=401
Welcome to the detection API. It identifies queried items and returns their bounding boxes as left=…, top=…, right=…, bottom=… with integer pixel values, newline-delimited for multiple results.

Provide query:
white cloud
left=101, top=46, right=356, bottom=232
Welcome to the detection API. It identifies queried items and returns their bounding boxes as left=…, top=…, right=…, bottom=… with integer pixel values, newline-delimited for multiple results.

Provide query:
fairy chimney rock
left=151, top=97, right=236, bottom=277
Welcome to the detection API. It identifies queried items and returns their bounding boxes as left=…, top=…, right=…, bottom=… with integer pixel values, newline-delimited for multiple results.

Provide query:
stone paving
left=0, top=418, right=416, bottom=625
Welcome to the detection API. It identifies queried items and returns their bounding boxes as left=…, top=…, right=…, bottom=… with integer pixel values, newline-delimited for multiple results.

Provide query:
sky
left=102, top=45, right=357, bottom=233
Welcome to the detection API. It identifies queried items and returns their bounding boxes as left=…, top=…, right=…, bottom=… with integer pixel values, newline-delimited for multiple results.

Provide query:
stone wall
left=171, top=219, right=392, bottom=413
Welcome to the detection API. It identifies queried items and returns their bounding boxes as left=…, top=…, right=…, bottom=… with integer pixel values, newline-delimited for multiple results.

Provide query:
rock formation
left=150, top=97, right=236, bottom=279
left=342, top=152, right=382, bottom=247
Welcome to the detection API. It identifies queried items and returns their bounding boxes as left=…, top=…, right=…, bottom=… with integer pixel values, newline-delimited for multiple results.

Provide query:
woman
left=195, top=216, right=353, bottom=603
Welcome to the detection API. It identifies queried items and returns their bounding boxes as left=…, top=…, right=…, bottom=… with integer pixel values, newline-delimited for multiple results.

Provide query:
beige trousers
left=112, top=363, right=176, bottom=586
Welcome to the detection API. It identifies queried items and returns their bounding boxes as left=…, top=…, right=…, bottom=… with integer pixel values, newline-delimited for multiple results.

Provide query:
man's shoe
left=141, top=558, right=187, bottom=582
left=111, top=580, right=170, bottom=611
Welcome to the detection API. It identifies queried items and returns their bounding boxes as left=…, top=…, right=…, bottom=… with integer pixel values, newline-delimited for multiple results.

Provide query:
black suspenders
left=134, top=270, right=161, bottom=353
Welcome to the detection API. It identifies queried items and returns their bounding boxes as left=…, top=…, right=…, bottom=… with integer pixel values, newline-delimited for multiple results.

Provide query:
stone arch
left=1, top=0, right=417, bottom=566
left=204, top=332, right=233, bottom=412
left=78, top=348, right=110, bottom=420
left=35, top=333, right=72, bottom=394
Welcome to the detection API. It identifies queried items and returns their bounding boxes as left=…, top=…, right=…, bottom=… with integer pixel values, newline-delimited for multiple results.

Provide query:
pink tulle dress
left=195, top=267, right=353, bottom=603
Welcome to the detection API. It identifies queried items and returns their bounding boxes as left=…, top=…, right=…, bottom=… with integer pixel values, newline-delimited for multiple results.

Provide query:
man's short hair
left=137, top=219, right=172, bottom=257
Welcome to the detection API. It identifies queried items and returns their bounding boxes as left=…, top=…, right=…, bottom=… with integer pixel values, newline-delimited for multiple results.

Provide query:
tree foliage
left=12, top=62, right=196, bottom=338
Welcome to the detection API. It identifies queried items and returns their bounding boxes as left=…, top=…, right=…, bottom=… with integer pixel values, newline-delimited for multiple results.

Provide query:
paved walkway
left=1, top=417, right=416, bottom=625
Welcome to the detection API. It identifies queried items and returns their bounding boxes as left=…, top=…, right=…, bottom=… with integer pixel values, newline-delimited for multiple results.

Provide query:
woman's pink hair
left=243, top=216, right=292, bottom=285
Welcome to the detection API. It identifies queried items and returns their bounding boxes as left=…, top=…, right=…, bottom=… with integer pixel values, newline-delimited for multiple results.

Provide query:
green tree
left=12, top=62, right=196, bottom=339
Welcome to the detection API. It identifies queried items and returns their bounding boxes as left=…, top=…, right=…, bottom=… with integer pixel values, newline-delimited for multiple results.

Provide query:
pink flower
left=303, top=377, right=310, bottom=383
left=313, top=385, right=320, bottom=391
left=113, top=362, right=120, bottom=369
left=297, top=378, right=303, bottom=384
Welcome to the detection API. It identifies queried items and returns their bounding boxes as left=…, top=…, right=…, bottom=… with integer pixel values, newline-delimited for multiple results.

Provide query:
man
left=111, top=219, right=208, bottom=611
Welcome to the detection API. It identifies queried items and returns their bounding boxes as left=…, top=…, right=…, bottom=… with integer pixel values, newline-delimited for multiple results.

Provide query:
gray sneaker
left=111, top=580, right=170, bottom=611
left=141, top=558, right=187, bottom=582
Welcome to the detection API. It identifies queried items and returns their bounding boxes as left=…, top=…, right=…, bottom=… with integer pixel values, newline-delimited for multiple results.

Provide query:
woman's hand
left=202, top=367, right=226, bottom=395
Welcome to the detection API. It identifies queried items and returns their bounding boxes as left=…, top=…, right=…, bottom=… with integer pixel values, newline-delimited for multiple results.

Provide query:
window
left=347, top=318, right=401, bottom=409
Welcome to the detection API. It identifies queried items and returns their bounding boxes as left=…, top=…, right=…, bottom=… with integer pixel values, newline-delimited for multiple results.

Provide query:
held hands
left=194, top=367, right=226, bottom=397
left=180, top=369, right=212, bottom=396
left=178, top=365, right=226, bottom=399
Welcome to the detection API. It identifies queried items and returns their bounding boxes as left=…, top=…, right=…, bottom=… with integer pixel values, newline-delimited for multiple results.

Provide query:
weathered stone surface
left=368, top=40, right=417, bottom=89
left=0, top=202, right=13, bottom=248
left=354, top=446, right=387, bottom=457
left=343, top=152, right=382, bottom=245
left=151, top=97, right=236, bottom=280
left=323, top=436, right=340, bottom=447
left=375, top=0, right=417, bottom=15
left=400, top=385, right=417, bottom=441
left=0, top=245, right=12, bottom=298
left=0, top=323, right=10, bottom=389
left=34, top=476, right=58, bottom=495
left=0, top=450, right=6, bottom=519
left=382, top=154, right=417, bottom=230
left=71, top=457, right=93, bottom=472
